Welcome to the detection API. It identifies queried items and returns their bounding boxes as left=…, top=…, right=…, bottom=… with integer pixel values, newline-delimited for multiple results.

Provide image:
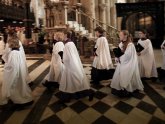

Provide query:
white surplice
left=0, top=50, right=33, bottom=105
left=161, top=40, right=165, bottom=70
left=111, top=42, right=144, bottom=92
left=2, top=41, right=32, bottom=84
left=92, top=36, right=113, bottom=69
left=0, top=38, right=5, bottom=55
left=138, top=39, right=158, bottom=78
left=45, top=41, right=64, bottom=82
left=59, top=42, right=90, bottom=93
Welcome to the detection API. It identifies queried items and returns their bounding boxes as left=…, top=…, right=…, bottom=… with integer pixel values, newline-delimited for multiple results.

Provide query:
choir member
left=161, top=40, right=165, bottom=70
left=59, top=31, right=94, bottom=102
left=137, top=30, right=158, bottom=81
left=2, top=29, right=32, bottom=85
left=0, top=37, right=33, bottom=109
left=158, top=40, right=165, bottom=84
left=43, top=32, right=65, bottom=90
left=0, top=36, right=5, bottom=64
left=91, top=27, right=114, bottom=85
left=111, top=30, right=144, bottom=98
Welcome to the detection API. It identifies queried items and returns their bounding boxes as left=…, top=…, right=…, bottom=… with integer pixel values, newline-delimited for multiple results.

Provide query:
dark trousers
left=91, top=67, right=115, bottom=84
left=0, top=55, right=5, bottom=64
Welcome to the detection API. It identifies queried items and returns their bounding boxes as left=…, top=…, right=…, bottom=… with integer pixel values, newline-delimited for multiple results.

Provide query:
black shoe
left=151, top=77, right=157, bottom=82
left=42, top=81, right=51, bottom=90
left=163, top=87, right=165, bottom=90
left=42, top=80, right=48, bottom=87
left=90, top=80, right=100, bottom=85
left=12, top=101, right=33, bottom=111
left=23, top=101, right=34, bottom=107
left=88, top=90, right=95, bottom=101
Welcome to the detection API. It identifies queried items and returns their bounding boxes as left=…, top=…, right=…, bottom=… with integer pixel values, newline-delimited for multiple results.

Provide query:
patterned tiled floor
left=0, top=50, right=165, bottom=124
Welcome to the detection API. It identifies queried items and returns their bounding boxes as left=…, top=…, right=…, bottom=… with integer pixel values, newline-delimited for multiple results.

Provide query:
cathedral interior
left=0, top=0, right=165, bottom=124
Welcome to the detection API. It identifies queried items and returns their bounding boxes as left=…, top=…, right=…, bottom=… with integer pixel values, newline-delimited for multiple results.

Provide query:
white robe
left=161, top=40, right=165, bottom=70
left=59, top=42, right=90, bottom=93
left=0, top=50, right=33, bottom=105
left=2, top=41, right=32, bottom=84
left=0, top=38, right=5, bottom=55
left=138, top=39, right=158, bottom=78
left=45, top=41, right=64, bottom=82
left=92, top=36, right=113, bottom=69
left=111, top=42, right=144, bottom=92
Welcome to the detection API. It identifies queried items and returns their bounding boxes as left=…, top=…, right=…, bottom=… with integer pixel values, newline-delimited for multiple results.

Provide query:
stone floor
left=0, top=49, right=165, bottom=124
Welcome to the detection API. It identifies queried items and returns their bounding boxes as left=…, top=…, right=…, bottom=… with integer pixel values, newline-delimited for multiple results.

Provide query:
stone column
left=89, top=0, right=95, bottom=33
left=95, top=0, right=99, bottom=21
left=110, top=0, right=117, bottom=28
left=99, top=0, right=107, bottom=29
left=75, top=7, right=78, bottom=22
left=105, top=0, right=110, bottom=26
left=24, top=0, right=32, bottom=39
left=76, top=3, right=82, bottom=24
left=64, top=1, right=69, bottom=25
left=81, top=0, right=95, bottom=33
left=52, top=6, right=56, bottom=27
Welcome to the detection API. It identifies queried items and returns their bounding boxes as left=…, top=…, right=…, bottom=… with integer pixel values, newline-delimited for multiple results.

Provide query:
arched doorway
left=125, top=12, right=156, bottom=42
left=116, top=2, right=164, bottom=48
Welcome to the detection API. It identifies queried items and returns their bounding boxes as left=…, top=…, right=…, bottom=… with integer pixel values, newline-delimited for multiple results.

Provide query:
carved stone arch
left=116, top=2, right=164, bottom=48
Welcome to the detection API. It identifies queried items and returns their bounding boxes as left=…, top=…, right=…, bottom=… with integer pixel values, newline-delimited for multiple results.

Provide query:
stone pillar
left=52, top=7, right=56, bottom=27
left=89, top=0, right=95, bottom=33
left=75, top=7, right=78, bottom=22
left=99, top=0, right=107, bottom=29
left=117, top=17, right=122, bottom=31
left=76, top=3, right=82, bottom=24
left=95, top=0, right=99, bottom=21
left=64, top=1, right=69, bottom=25
left=24, top=0, right=32, bottom=40
left=105, top=0, right=111, bottom=26
left=81, top=0, right=95, bottom=33
left=74, top=2, right=81, bottom=25
left=110, top=1, right=117, bottom=28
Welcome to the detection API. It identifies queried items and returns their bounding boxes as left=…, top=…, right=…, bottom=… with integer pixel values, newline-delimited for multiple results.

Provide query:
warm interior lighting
left=0, top=19, right=4, bottom=22
left=50, top=0, right=60, bottom=3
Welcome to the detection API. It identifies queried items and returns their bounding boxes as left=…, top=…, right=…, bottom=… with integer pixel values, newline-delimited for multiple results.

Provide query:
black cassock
left=91, top=48, right=114, bottom=84
left=135, top=43, right=144, bottom=53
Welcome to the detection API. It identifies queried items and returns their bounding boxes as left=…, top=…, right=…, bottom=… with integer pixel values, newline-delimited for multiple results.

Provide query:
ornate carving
left=45, top=0, right=69, bottom=31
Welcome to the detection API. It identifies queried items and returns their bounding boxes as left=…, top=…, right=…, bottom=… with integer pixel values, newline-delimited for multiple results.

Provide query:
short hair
left=56, top=32, right=64, bottom=41
left=140, top=29, right=149, bottom=38
left=94, top=27, right=105, bottom=34
left=8, top=37, right=20, bottom=49
left=64, top=30, right=72, bottom=39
